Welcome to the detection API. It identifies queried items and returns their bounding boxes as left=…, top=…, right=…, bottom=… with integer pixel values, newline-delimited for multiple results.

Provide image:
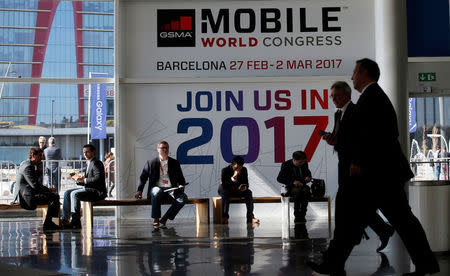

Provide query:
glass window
left=409, top=96, right=450, bottom=180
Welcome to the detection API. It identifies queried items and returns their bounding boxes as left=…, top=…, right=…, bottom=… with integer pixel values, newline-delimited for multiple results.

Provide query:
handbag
left=310, top=178, right=325, bottom=197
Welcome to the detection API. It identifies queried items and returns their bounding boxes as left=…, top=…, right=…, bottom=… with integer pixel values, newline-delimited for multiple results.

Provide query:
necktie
left=332, top=109, right=342, bottom=135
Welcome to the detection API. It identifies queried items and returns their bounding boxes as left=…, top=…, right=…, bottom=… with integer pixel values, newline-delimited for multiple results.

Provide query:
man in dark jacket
left=135, top=141, right=188, bottom=228
left=44, top=136, right=63, bottom=192
left=323, top=81, right=394, bottom=253
left=219, top=156, right=259, bottom=224
left=17, top=147, right=60, bottom=230
left=61, top=144, right=107, bottom=229
left=309, top=59, right=439, bottom=276
left=277, top=151, right=311, bottom=223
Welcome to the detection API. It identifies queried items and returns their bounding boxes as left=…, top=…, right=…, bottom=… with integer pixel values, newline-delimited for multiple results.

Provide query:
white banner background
left=122, top=0, right=374, bottom=78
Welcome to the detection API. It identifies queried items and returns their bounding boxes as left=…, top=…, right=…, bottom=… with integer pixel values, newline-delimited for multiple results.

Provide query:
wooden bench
left=212, top=196, right=331, bottom=234
left=0, top=203, right=52, bottom=223
left=81, top=198, right=210, bottom=231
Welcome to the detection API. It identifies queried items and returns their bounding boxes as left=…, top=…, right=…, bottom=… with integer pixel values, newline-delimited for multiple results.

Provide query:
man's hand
left=305, top=176, right=312, bottom=183
left=350, top=164, right=361, bottom=176
left=135, top=191, right=142, bottom=199
left=293, top=180, right=302, bottom=187
left=238, top=184, right=247, bottom=191
left=72, top=174, right=85, bottom=183
left=232, top=168, right=241, bottom=179
left=323, top=133, right=337, bottom=145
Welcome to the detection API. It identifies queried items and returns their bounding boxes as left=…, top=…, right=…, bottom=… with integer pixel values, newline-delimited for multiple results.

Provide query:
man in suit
left=17, top=147, right=60, bottom=230
left=309, top=59, right=439, bottom=276
left=135, top=141, right=188, bottom=228
left=44, top=137, right=63, bottom=192
left=61, top=144, right=107, bottom=229
left=277, top=151, right=312, bottom=223
left=324, top=81, right=394, bottom=252
left=219, top=156, right=260, bottom=224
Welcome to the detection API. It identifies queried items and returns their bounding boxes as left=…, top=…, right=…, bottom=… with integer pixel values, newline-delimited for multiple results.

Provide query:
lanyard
left=160, top=161, right=167, bottom=177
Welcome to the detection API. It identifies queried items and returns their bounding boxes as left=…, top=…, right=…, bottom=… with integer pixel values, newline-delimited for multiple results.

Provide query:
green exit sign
left=418, top=72, right=436, bottom=82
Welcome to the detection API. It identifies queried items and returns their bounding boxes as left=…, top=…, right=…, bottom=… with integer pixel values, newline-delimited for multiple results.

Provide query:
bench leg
left=212, top=197, right=223, bottom=224
left=195, top=200, right=210, bottom=225
left=281, top=196, right=290, bottom=239
left=327, top=196, right=332, bottom=237
left=82, top=201, right=94, bottom=232
left=41, top=207, right=47, bottom=224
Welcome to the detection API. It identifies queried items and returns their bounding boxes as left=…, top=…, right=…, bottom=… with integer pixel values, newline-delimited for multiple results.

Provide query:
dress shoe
left=307, top=260, right=330, bottom=274
left=60, top=219, right=71, bottom=227
left=307, top=260, right=346, bottom=276
left=294, top=216, right=306, bottom=223
left=65, top=220, right=81, bottom=230
left=403, top=266, right=440, bottom=276
left=376, top=225, right=394, bottom=252
left=43, top=221, right=61, bottom=231
left=159, top=217, right=168, bottom=228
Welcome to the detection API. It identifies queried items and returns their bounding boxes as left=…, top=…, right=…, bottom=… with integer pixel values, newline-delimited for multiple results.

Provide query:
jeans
left=219, top=188, right=254, bottom=220
left=62, top=187, right=103, bottom=221
left=150, top=186, right=188, bottom=220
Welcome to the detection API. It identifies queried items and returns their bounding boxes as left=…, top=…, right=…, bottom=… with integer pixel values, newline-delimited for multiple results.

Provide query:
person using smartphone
left=61, top=144, right=107, bottom=229
left=219, top=156, right=259, bottom=225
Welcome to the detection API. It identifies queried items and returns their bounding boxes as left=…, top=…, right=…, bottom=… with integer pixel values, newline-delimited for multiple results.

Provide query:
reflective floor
left=0, top=216, right=448, bottom=275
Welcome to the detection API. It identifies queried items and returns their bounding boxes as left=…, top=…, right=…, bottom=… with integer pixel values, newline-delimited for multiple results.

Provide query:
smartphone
left=318, top=130, right=327, bottom=136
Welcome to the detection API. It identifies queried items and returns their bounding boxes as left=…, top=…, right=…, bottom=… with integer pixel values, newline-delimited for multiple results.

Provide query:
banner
left=121, top=82, right=341, bottom=210
left=125, top=0, right=375, bottom=78
left=409, top=98, right=417, bottom=133
left=90, top=73, right=108, bottom=140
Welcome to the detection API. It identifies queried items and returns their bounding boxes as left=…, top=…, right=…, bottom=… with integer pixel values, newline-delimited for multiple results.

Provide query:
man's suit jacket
left=350, top=83, right=413, bottom=185
left=277, top=159, right=312, bottom=193
left=334, top=102, right=355, bottom=186
left=82, top=158, right=107, bottom=199
left=17, top=159, right=50, bottom=210
left=44, top=145, right=62, bottom=171
left=137, top=157, right=186, bottom=199
left=220, top=165, right=249, bottom=193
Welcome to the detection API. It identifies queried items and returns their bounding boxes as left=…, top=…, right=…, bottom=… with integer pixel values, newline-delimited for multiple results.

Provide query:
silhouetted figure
left=17, top=147, right=60, bottom=231
left=322, top=81, right=394, bottom=255
left=277, top=151, right=312, bottom=223
left=219, top=156, right=259, bottom=224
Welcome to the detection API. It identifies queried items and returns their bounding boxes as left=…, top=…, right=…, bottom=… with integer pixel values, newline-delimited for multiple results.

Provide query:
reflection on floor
left=0, top=217, right=448, bottom=275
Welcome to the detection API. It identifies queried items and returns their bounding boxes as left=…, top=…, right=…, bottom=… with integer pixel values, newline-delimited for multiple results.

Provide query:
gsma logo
left=157, top=9, right=195, bottom=47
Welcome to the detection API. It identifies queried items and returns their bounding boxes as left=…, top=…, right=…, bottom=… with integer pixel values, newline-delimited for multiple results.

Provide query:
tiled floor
left=0, top=216, right=448, bottom=275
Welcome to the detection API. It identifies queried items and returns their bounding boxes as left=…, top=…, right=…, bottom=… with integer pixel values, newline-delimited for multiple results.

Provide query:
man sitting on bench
left=17, top=147, right=61, bottom=231
left=277, top=151, right=312, bottom=223
left=61, top=144, right=107, bottom=229
left=219, top=156, right=260, bottom=224
left=135, top=141, right=188, bottom=228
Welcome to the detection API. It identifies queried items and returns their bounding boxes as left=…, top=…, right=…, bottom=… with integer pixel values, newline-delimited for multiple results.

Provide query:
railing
left=410, top=158, right=450, bottom=181
left=105, top=159, right=115, bottom=198
left=0, top=161, right=17, bottom=203
left=42, top=159, right=88, bottom=194
left=0, top=159, right=115, bottom=203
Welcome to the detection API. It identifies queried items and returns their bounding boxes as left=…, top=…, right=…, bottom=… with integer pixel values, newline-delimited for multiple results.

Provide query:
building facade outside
left=0, top=0, right=114, bottom=164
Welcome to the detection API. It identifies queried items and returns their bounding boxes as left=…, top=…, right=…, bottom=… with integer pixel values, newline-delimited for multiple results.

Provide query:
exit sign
left=418, top=72, right=436, bottom=82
